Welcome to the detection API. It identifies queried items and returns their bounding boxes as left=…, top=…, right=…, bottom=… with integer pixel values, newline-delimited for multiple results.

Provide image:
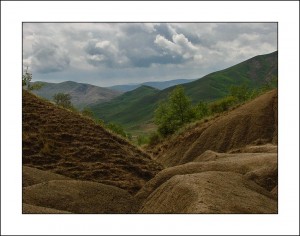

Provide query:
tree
left=53, top=93, right=72, bottom=108
left=22, top=67, right=32, bottom=89
left=194, top=101, right=210, bottom=120
left=22, top=67, right=43, bottom=90
left=155, top=86, right=196, bottom=136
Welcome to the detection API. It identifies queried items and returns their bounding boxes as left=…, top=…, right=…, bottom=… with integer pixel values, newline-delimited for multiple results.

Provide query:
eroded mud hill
left=22, top=91, right=162, bottom=194
left=150, top=90, right=278, bottom=167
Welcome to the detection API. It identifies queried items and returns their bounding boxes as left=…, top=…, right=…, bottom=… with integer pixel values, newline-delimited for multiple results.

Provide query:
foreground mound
left=23, top=203, right=71, bottom=214
left=23, top=180, right=138, bottom=213
left=136, top=146, right=277, bottom=213
left=23, top=166, right=72, bottom=187
left=22, top=91, right=162, bottom=194
left=151, top=90, right=278, bottom=167
left=139, top=171, right=277, bottom=213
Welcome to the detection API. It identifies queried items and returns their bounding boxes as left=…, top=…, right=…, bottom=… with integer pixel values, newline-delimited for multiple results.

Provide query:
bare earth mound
left=139, top=171, right=277, bottom=213
left=23, top=91, right=162, bottom=194
left=151, top=90, right=278, bottom=167
left=23, top=166, right=72, bottom=187
left=23, top=180, right=138, bottom=213
left=136, top=147, right=277, bottom=211
left=23, top=203, right=71, bottom=214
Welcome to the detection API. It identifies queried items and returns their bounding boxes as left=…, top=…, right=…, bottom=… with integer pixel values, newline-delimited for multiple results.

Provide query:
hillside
left=90, top=51, right=278, bottom=132
left=90, top=85, right=160, bottom=131
left=22, top=90, right=162, bottom=194
left=181, top=50, right=278, bottom=102
left=135, top=90, right=278, bottom=213
left=108, top=79, right=195, bottom=92
left=149, top=89, right=278, bottom=167
left=31, top=81, right=122, bottom=109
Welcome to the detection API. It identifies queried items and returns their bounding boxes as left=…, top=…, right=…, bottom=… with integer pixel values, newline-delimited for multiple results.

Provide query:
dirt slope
left=22, top=91, right=162, bottom=194
left=136, top=146, right=277, bottom=203
left=138, top=171, right=277, bottom=214
left=23, top=180, right=138, bottom=213
left=23, top=203, right=71, bottom=214
left=23, top=166, right=72, bottom=187
left=150, top=90, right=278, bottom=167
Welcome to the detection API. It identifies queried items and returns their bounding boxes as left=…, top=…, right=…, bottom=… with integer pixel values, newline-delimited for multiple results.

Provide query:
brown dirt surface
left=23, top=180, right=139, bottom=213
left=271, top=185, right=278, bottom=199
left=23, top=166, right=72, bottom=187
left=22, top=91, right=162, bottom=194
left=138, top=171, right=277, bottom=213
left=23, top=203, right=71, bottom=214
left=150, top=90, right=278, bottom=167
left=136, top=148, right=277, bottom=206
left=229, top=143, right=278, bottom=154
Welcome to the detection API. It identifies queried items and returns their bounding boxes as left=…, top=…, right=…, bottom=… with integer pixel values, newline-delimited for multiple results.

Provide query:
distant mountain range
left=107, top=79, right=195, bottom=92
left=89, top=51, right=278, bottom=133
left=30, top=81, right=122, bottom=109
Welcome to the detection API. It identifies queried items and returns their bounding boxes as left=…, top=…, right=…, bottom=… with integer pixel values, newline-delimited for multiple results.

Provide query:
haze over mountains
left=89, top=51, right=278, bottom=133
left=31, top=81, right=122, bottom=109
left=107, top=79, right=195, bottom=92
left=31, top=79, right=196, bottom=108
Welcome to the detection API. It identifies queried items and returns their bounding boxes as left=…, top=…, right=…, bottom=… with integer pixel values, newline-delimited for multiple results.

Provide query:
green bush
left=229, top=84, right=251, bottom=102
left=137, top=135, right=149, bottom=146
left=53, top=93, right=72, bottom=109
left=106, top=122, right=127, bottom=138
left=209, top=96, right=236, bottom=113
left=194, top=101, right=210, bottom=120
left=95, top=118, right=105, bottom=126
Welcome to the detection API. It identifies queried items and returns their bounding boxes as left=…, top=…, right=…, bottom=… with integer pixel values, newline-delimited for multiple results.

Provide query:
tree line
left=154, top=78, right=277, bottom=138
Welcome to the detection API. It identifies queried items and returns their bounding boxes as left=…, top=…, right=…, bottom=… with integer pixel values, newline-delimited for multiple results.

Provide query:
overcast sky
left=23, top=22, right=277, bottom=87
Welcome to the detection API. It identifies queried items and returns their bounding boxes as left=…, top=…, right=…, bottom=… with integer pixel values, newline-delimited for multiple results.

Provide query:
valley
left=89, top=51, right=278, bottom=135
left=22, top=51, right=278, bottom=214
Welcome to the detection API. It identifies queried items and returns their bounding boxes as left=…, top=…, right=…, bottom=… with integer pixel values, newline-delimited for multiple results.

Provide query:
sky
left=23, top=22, right=277, bottom=87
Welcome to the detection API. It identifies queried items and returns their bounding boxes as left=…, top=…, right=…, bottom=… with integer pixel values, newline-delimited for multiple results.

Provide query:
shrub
left=194, top=101, right=210, bottom=120
left=106, top=122, right=127, bottom=138
left=229, top=84, right=251, bottom=102
left=95, top=118, right=105, bottom=126
left=53, top=93, right=72, bottom=108
left=22, top=67, right=43, bottom=91
left=209, top=96, right=236, bottom=114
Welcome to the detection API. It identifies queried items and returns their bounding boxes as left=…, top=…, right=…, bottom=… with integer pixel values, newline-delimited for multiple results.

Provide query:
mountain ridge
left=107, top=79, right=195, bottom=92
left=90, top=51, right=278, bottom=132
left=31, top=81, right=122, bottom=109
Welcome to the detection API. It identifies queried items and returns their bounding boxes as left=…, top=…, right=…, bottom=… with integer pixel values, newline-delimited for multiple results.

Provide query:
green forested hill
left=90, top=85, right=160, bottom=130
left=90, top=51, right=278, bottom=133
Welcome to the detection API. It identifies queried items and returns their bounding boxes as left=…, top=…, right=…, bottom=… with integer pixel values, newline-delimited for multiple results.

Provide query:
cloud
left=23, top=23, right=277, bottom=86
left=23, top=34, right=70, bottom=74
left=84, top=39, right=129, bottom=68
left=155, top=33, right=201, bottom=61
